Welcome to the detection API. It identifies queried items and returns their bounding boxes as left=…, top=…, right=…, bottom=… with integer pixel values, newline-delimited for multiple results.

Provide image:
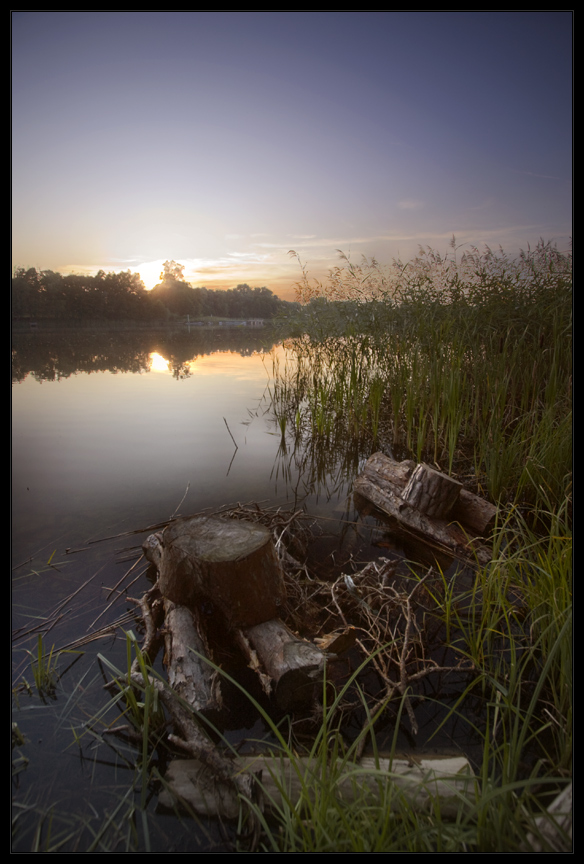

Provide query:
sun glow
left=149, top=352, right=170, bottom=373
left=133, top=261, right=166, bottom=290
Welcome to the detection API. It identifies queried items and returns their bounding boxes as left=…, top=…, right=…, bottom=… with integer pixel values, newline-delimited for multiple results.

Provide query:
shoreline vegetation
left=12, top=239, right=572, bottom=851
left=274, top=238, right=572, bottom=510
left=11, top=259, right=298, bottom=326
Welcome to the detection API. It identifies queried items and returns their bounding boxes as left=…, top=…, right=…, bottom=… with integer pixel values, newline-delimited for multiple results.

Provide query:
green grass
left=13, top=534, right=571, bottom=853
left=205, top=587, right=571, bottom=854
left=17, top=634, right=76, bottom=702
left=255, top=238, right=572, bottom=850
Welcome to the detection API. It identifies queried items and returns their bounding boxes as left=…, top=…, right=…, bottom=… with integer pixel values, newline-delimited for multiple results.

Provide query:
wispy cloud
left=398, top=199, right=425, bottom=210
left=515, top=170, right=564, bottom=181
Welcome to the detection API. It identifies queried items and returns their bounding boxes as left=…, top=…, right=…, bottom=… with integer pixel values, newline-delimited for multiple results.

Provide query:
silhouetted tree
left=160, top=260, right=186, bottom=283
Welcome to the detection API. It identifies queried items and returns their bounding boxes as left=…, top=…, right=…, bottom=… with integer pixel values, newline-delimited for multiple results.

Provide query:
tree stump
left=143, top=515, right=328, bottom=711
left=402, top=463, right=463, bottom=519
left=143, top=516, right=286, bottom=629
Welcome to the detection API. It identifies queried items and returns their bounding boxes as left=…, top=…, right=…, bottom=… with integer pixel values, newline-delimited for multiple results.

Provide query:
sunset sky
left=12, top=11, right=572, bottom=300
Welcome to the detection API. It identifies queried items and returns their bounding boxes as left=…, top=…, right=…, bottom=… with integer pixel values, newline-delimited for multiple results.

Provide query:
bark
left=403, top=462, right=462, bottom=518
left=163, top=600, right=223, bottom=719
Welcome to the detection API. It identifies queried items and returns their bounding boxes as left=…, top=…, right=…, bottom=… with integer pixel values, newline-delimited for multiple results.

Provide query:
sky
left=12, top=11, right=572, bottom=300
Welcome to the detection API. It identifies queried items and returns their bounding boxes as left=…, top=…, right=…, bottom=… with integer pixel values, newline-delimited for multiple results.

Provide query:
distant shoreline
left=11, top=317, right=275, bottom=333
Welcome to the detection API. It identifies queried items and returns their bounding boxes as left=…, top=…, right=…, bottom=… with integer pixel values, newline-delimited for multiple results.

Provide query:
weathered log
left=356, top=452, right=497, bottom=536
left=237, top=618, right=326, bottom=711
left=143, top=516, right=286, bottom=628
left=403, top=463, right=462, bottom=519
left=523, top=781, right=572, bottom=853
left=163, top=600, right=222, bottom=719
left=131, top=671, right=257, bottom=826
left=158, top=752, right=476, bottom=820
left=451, top=488, right=498, bottom=537
left=353, top=453, right=497, bottom=566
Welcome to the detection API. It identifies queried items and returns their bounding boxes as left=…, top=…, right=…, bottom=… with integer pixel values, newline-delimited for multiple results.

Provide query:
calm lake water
left=12, top=327, right=376, bottom=852
left=13, top=326, right=482, bottom=852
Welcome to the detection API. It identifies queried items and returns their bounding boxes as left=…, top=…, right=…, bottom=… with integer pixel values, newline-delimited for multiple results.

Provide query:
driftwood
left=158, top=752, right=476, bottom=820
left=237, top=618, right=326, bottom=711
left=353, top=453, right=497, bottom=566
left=163, top=600, right=223, bottom=719
left=109, top=502, right=499, bottom=847
left=130, top=669, right=259, bottom=831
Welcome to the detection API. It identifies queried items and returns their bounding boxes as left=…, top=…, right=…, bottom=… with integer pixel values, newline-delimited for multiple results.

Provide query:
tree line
left=12, top=260, right=293, bottom=322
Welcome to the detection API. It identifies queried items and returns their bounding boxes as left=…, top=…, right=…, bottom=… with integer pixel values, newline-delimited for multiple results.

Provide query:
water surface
left=12, top=327, right=477, bottom=853
left=12, top=327, right=362, bottom=851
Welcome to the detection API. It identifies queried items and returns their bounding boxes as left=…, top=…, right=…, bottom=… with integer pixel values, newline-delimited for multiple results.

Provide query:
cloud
left=398, top=199, right=425, bottom=210
left=515, top=170, right=564, bottom=181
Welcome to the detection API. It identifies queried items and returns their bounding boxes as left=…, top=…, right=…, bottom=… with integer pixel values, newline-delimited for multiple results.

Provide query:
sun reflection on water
left=149, top=351, right=171, bottom=373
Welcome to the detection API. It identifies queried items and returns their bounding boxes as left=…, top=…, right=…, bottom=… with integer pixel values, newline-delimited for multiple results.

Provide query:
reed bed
left=251, top=239, right=572, bottom=850
left=271, top=240, right=572, bottom=513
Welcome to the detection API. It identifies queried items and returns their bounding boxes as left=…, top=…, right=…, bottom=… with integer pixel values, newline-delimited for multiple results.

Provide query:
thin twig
left=105, top=554, right=146, bottom=601
left=88, top=561, right=148, bottom=631
left=170, top=483, right=191, bottom=520
left=223, top=417, right=238, bottom=449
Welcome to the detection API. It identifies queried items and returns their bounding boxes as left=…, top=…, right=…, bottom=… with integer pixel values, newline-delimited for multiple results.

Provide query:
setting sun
left=133, top=261, right=166, bottom=291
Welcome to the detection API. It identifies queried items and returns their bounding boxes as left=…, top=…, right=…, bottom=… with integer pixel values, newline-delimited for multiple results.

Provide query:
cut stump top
left=163, top=515, right=272, bottom=563
left=144, top=515, right=287, bottom=628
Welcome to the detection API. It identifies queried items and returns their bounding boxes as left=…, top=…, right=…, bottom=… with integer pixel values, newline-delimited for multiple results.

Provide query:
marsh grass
left=426, top=504, right=572, bottom=793
left=195, top=596, right=571, bottom=853
left=16, top=634, right=82, bottom=702
left=91, top=505, right=571, bottom=852
left=272, top=240, right=571, bottom=512
left=252, top=239, right=573, bottom=850
left=95, top=632, right=168, bottom=827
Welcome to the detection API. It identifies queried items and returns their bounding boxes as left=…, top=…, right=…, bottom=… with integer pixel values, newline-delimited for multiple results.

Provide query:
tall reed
left=271, top=240, right=571, bottom=512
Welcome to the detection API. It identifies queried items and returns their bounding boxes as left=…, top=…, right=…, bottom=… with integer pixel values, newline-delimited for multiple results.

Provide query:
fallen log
left=158, top=752, right=476, bottom=821
left=237, top=618, right=326, bottom=711
left=353, top=453, right=497, bottom=566
left=163, top=600, right=223, bottom=719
